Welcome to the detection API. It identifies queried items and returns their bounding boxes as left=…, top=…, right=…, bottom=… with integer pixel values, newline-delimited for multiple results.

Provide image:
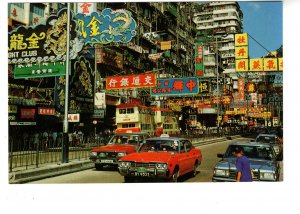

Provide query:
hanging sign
left=76, top=8, right=137, bottom=44
left=38, top=107, right=55, bottom=115
left=20, top=108, right=36, bottom=119
left=195, top=43, right=203, bottom=76
left=68, top=114, right=80, bottom=122
left=151, top=77, right=199, bottom=96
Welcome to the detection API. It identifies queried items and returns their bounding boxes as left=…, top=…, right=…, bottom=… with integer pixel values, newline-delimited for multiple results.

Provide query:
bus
left=115, top=103, right=155, bottom=136
left=152, top=107, right=180, bottom=137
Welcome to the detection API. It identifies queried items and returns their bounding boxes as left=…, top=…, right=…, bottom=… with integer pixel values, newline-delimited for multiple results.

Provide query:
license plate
left=100, top=159, right=114, bottom=163
left=134, top=172, right=150, bottom=177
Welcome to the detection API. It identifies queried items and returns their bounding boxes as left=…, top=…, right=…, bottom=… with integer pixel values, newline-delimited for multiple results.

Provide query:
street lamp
left=93, top=120, right=97, bottom=143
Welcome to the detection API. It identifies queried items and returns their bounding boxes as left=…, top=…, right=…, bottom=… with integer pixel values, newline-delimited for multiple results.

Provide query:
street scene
left=8, top=1, right=283, bottom=184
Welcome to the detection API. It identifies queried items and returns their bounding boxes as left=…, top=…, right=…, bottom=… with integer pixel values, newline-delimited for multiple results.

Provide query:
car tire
left=192, top=162, right=198, bottom=177
left=95, top=164, right=103, bottom=170
left=124, top=176, right=134, bottom=183
left=171, top=168, right=179, bottom=182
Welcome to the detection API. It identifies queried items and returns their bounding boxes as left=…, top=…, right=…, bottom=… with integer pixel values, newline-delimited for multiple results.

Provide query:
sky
left=239, top=1, right=283, bottom=58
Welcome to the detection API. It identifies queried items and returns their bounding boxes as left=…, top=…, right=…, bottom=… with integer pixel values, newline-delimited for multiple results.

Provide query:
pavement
left=8, top=135, right=242, bottom=184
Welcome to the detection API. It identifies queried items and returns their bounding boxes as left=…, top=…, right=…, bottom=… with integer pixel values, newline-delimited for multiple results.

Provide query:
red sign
left=21, top=108, right=36, bottom=119
left=38, top=107, right=55, bottom=115
left=68, top=114, right=80, bottom=122
left=246, top=82, right=256, bottom=93
left=106, top=73, right=156, bottom=90
left=238, top=78, right=245, bottom=101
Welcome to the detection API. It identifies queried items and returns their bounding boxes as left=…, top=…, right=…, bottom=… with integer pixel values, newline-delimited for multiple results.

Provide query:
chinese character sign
left=250, top=58, right=263, bottom=71
left=151, top=77, right=199, bottom=96
left=235, top=46, right=248, bottom=59
left=235, top=33, right=248, bottom=46
left=238, top=78, right=245, bottom=101
left=106, top=73, right=156, bottom=90
left=278, top=58, right=283, bottom=71
left=236, top=59, right=249, bottom=72
left=264, top=58, right=278, bottom=71
left=246, top=82, right=257, bottom=93
left=199, top=81, right=209, bottom=93
left=77, top=2, right=96, bottom=15
left=195, top=43, right=203, bottom=76
left=76, top=8, right=137, bottom=44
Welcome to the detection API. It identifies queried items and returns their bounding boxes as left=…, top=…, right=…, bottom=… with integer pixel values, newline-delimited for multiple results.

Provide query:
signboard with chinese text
left=68, top=114, right=80, bottom=122
left=20, top=108, right=36, bottom=119
left=199, top=81, right=209, bottom=93
left=250, top=58, right=263, bottom=71
left=77, top=2, right=96, bottom=15
left=14, top=61, right=66, bottom=79
left=278, top=58, right=283, bottom=71
left=76, top=8, right=137, bottom=44
left=94, top=92, right=106, bottom=109
left=38, top=107, right=55, bottom=115
left=151, top=77, right=199, bottom=96
left=235, top=46, right=249, bottom=59
left=106, top=73, right=156, bottom=90
left=264, top=58, right=278, bottom=71
left=195, top=43, right=204, bottom=76
left=235, top=33, right=248, bottom=46
left=238, top=78, right=245, bottom=101
left=160, top=41, right=172, bottom=50
left=8, top=105, right=17, bottom=113
left=246, top=82, right=257, bottom=93
left=236, top=59, right=249, bottom=72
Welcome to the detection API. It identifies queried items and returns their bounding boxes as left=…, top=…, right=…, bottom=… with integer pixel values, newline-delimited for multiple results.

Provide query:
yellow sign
left=235, top=46, right=249, bottom=59
left=8, top=105, right=17, bottom=113
left=235, top=33, right=248, bottom=46
left=250, top=58, right=263, bottom=71
left=264, top=58, right=278, bottom=71
left=278, top=58, right=283, bottom=71
left=160, top=41, right=172, bottom=50
left=218, top=116, right=222, bottom=121
left=263, top=112, right=272, bottom=117
left=236, top=59, right=249, bottom=72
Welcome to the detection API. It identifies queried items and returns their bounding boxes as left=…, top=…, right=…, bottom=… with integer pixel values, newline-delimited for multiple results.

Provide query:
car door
left=177, top=140, right=190, bottom=175
left=185, top=141, right=196, bottom=171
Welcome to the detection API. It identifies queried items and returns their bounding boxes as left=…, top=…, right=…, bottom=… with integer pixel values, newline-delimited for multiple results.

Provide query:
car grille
left=229, top=169, right=259, bottom=180
left=131, top=162, right=156, bottom=168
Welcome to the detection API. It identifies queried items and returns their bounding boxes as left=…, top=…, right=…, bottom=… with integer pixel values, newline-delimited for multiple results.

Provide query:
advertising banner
left=76, top=8, right=137, bottom=44
left=195, top=43, right=204, bottom=76
left=151, top=77, right=198, bottom=96
left=106, top=73, right=156, bottom=90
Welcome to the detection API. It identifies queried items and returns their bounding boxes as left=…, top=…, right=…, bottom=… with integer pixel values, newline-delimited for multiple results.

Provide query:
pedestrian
left=233, top=146, right=253, bottom=182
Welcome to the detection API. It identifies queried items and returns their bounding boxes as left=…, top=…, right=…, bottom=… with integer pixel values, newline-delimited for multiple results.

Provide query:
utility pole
left=215, top=37, right=220, bottom=134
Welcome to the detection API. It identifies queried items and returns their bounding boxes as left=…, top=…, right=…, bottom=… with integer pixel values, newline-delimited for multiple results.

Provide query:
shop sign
left=238, top=78, right=245, bottom=101
left=278, top=58, right=283, bottom=71
left=94, top=92, right=106, bottom=109
left=246, top=82, right=256, bottom=93
left=250, top=58, right=263, bottom=71
left=14, top=61, right=66, bottom=79
left=236, top=59, right=249, bottom=72
left=8, top=115, right=16, bottom=121
left=8, top=8, right=80, bottom=65
left=20, top=108, right=36, bottom=119
left=235, top=46, right=249, bottom=59
left=264, top=58, right=278, bottom=71
left=38, top=107, right=55, bottom=115
left=77, top=3, right=96, bottom=15
left=151, top=77, right=198, bottom=96
left=10, top=122, right=36, bottom=126
left=235, top=33, right=248, bottom=46
left=68, top=114, right=80, bottom=122
left=8, top=105, right=17, bottom=113
left=199, top=81, right=209, bottom=93
left=195, top=43, right=203, bottom=76
left=93, top=109, right=105, bottom=119
left=76, top=8, right=137, bottom=44
left=106, top=73, right=156, bottom=90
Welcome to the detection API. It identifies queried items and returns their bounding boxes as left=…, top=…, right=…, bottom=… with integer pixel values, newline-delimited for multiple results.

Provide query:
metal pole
left=62, top=3, right=71, bottom=163
left=216, top=37, right=219, bottom=134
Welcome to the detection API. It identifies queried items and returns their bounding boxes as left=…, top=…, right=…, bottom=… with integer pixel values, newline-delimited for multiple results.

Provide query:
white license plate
left=100, top=159, right=114, bottom=163
left=134, top=172, right=150, bottom=177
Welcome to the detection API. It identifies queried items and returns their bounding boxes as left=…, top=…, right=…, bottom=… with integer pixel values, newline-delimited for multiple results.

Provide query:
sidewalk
left=9, top=135, right=242, bottom=184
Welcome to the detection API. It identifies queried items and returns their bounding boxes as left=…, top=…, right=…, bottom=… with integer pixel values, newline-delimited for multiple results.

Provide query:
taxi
left=118, top=135, right=202, bottom=182
left=89, top=133, right=150, bottom=170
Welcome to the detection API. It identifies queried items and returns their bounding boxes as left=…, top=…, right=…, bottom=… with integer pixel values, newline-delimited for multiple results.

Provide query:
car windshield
left=224, top=145, right=276, bottom=160
left=256, top=136, right=276, bottom=144
left=108, top=135, right=141, bottom=145
left=139, top=140, right=179, bottom=152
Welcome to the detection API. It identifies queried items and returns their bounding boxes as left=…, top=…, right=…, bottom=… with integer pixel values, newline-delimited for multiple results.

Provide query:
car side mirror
left=217, top=153, right=224, bottom=158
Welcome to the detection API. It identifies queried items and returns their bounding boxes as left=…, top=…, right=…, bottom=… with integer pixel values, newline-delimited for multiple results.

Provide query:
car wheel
left=124, top=176, right=134, bottom=183
left=192, top=162, right=198, bottom=177
left=95, top=164, right=103, bottom=170
left=171, top=168, right=179, bottom=182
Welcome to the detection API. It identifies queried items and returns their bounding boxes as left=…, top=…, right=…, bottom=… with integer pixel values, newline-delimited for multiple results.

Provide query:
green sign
left=195, top=42, right=204, bottom=76
left=14, top=61, right=66, bottom=79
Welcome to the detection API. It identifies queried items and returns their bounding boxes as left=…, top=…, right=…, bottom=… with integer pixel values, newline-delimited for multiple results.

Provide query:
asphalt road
left=31, top=137, right=271, bottom=183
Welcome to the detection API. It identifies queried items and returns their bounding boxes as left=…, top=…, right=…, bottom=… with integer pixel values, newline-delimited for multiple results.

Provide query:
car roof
left=230, top=141, right=272, bottom=147
left=113, top=133, right=149, bottom=136
left=256, top=134, right=277, bottom=137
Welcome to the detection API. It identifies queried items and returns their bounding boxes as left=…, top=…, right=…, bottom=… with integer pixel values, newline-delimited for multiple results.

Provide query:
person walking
left=233, top=146, right=253, bottom=182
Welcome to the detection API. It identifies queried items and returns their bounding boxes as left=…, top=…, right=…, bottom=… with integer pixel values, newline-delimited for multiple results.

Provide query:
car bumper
left=90, top=157, right=119, bottom=165
left=212, top=176, right=236, bottom=182
left=119, top=167, right=169, bottom=179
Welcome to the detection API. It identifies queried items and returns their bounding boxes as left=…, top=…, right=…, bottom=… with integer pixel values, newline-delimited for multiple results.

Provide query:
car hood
left=91, top=144, right=135, bottom=153
left=216, top=158, right=277, bottom=171
left=119, top=152, right=175, bottom=163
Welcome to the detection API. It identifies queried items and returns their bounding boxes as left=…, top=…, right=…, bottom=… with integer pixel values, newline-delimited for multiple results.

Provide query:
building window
left=30, top=3, right=45, bottom=17
left=13, top=3, right=24, bottom=9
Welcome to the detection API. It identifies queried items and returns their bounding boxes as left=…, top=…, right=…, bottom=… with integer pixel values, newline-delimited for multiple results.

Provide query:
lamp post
left=215, top=37, right=220, bottom=134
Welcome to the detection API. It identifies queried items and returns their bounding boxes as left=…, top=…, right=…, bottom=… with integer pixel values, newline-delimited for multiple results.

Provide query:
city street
left=29, top=137, right=283, bottom=183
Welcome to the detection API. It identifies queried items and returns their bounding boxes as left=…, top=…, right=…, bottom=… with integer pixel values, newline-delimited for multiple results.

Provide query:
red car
left=89, top=133, right=150, bottom=170
left=118, top=136, right=202, bottom=182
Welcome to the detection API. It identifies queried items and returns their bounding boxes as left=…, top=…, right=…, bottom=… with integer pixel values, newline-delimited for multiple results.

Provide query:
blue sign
left=76, top=8, right=137, bottom=44
left=151, top=77, right=199, bottom=96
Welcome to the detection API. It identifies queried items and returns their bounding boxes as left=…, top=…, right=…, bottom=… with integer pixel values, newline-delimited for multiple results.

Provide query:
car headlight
left=99, top=152, right=106, bottom=158
left=260, top=172, right=276, bottom=180
left=156, top=163, right=167, bottom=170
left=90, top=152, right=97, bottom=157
left=119, top=161, right=131, bottom=168
left=117, top=152, right=127, bottom=157
left=214, top=169, right=229, bottom=177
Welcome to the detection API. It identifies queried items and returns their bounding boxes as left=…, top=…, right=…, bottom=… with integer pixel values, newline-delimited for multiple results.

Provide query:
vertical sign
left=264, top=58, right=278, bottom=71
left=250, top=58, right=263, bottom=72
left=235, top=33, right=249, bottom=72
left=238, top=78, right=245, bottom=101
left=195, top=43, right=203, bottom=76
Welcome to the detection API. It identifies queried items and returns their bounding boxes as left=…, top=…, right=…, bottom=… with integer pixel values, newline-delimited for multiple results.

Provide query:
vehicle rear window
left=140, top=140, right=179, bottom=152
left=224, top=145, right=275, bottom=160
left=108, top=135, right=141, bottom=145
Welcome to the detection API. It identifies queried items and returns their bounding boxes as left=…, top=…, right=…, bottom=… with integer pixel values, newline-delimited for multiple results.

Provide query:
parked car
left=212, top=142, right=282, bottom=182
left=89, top=133, right=150, bottom=170
left=118, top=136, right=202, bottom=182
left=255, top=134, right=283, bottom=158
